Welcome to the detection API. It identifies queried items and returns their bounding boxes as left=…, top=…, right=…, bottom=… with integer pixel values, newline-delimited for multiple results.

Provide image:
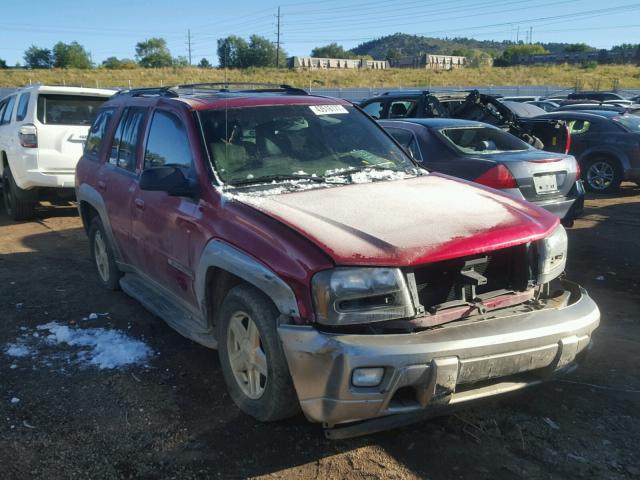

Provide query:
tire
left=584, top=157, right=622, bottom=194
left=88, top=217, right=121, bottom=290
left=2, top=167, right=36, bottom=221
left=217, top=284, right=299, bottom=422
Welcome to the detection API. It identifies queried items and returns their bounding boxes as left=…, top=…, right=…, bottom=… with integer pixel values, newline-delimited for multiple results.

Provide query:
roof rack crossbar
left=114, top=87, right=179, bottom=98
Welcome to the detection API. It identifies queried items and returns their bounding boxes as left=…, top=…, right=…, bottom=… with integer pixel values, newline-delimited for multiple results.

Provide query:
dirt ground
left=1, top=184, right=639, bottom=480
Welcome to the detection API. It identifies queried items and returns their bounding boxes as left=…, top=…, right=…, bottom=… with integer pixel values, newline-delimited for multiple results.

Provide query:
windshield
left=612, top=115, right=640, bottom=133
left=199, top=104, right=416, bottom=185
left=438, top=126, right=532, bottom=155
left=36, top=94, right=108, bottom=126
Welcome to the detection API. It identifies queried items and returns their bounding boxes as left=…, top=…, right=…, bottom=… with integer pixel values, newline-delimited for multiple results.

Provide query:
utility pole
left=188, top=29, right=192, bottom=66
left=529, top=26, right=533, bottom=44
left=516, top=26, right=520, bottom=43
left=276, top=6, right=281, bottom=68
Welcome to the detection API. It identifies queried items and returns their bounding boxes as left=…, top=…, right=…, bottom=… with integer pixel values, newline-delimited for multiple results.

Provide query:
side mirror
left=139, top=166, right=198, bottom=198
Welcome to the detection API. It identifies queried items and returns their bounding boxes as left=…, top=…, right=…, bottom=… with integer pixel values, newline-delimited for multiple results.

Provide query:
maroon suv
left=76, top=83, right=599, bottom=438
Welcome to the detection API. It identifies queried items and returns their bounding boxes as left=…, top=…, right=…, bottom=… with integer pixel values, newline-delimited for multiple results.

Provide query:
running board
left=120, top=273, right=217, bottom=349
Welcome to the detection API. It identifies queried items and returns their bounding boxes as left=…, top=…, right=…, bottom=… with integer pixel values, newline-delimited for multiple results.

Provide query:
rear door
left=98, top=107, right=147, bottom=262
left=34, top=94, right=110, bottom=174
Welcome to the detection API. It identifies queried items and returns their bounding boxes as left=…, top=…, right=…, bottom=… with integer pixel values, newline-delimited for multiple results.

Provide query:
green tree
left=385, top=47, right=402, bottom=62
left=311, top=42, right=355, bottom=59
left=23, top=45, right=53, bottom=69
left=494, top=44, right=548, bottom=66
left=102, top=57, right=137, bottom=69
left=135, top=38, right=173, bottom=68
left=564, top=43, right=594, bottom=53
left=244, top=35, right=281, bottom=67
left=217, top=35, right=248, bottom=68
left=0, top=58, right=7, bottom=69
left=198, top=58, right=212, bottom=68
left=173, top=56, right=190, bottom=67
left=53, top=41, right=92, bottom=69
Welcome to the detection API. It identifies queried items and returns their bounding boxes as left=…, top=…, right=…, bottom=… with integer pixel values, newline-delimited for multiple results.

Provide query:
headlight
left=536, top=225, right=568, bottom=284
left=312, top=267, right=414, bottom=325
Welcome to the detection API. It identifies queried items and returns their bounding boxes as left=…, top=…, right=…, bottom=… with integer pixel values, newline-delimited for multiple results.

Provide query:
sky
left=0, top=0, right=639, bottom=66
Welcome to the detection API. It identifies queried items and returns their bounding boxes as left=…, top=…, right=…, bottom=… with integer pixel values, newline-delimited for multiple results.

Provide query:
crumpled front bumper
left=278, top=280, right=599, bottom=432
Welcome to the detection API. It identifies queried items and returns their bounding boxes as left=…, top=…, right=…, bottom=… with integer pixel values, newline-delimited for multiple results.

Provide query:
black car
left=567, top=91, right=627, bottom=102
left=360, top=90, right=569, bottom=153
left=537, top=111, right=640, bottom=193
left=380, top=118, right=584, bottom=224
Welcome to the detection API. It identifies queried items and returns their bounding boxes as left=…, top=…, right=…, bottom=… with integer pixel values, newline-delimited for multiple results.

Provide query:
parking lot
left=0, top=184, right=638, bottom=479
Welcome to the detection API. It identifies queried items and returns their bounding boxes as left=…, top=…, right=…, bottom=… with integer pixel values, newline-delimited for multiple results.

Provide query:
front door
left=130, top=108, right=201, bottom=306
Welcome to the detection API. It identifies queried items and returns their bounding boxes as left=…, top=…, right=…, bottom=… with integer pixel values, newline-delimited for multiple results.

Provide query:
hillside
left=0, top=64, right=638, bottom=89
left=349, top=33, right=583, bottom=60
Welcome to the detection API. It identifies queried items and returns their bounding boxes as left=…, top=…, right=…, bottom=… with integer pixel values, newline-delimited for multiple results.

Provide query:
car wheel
left=584, top=157, right=622, bottom=194
left=2, top=167, right=36, bottom=221
left=88, top=217, right=121, bottom=290
left=217, top=284, right=299, bottom=422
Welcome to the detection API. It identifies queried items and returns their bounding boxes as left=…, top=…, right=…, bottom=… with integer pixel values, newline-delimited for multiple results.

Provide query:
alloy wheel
left=93, top=230, right=110, bottom=283
left=586, top=161, right=614, bottom=191
left=227, top=311, right=268, bottom=399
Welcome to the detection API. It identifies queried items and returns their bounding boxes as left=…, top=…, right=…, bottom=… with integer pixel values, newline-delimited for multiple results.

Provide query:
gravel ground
left=1, top=184, right=639, bottom=480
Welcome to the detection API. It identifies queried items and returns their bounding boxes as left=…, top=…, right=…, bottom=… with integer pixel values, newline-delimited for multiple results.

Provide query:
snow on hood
left=226, top=174, right=558, bottom=266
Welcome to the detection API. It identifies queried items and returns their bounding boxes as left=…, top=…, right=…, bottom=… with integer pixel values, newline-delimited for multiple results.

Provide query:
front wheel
left=2, top=167, right=36, bottom=220
left=217, top=284, right=299, bottom=422
left=584, top=157, right=622, bottom=194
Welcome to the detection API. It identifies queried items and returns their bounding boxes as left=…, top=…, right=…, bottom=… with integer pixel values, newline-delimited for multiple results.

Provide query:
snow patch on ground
left=5, top=343, right=33, bottom=358
left=3, top=321, right=153, bottom=371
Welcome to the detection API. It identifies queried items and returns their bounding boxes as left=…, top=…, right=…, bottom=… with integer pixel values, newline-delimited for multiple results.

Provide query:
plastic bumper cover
left=278, top=280, right=599, bottom=430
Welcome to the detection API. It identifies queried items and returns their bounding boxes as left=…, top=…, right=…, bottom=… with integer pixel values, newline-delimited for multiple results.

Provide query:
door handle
left=97, top=180, right=106, bottom=191
left=134, top=198, right=145, bottom=210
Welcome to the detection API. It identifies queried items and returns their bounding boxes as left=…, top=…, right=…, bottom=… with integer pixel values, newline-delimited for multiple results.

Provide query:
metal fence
left=2, top=85, right=640, bottom=102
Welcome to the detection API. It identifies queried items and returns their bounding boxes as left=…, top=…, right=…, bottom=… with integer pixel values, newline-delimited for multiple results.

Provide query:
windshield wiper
left=228, top=174, right=325, bottom=186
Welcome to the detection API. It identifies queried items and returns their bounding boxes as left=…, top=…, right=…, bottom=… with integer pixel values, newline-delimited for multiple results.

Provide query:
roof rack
left=175, top=82, right=309, bottom=95
left=114, top=83, right=309, bottom=98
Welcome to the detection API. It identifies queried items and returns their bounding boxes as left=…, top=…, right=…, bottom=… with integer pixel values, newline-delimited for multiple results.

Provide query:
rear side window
left=109, top=108, right=146, bottom=171
left=16, top=93, right=30, bottom=122
left=144, top=111, right=193, bottom=170
left=37, top=94, right=108, bottom=126
left=1, top=96, right=16, bottom=125
left=85, top=108, right=115, bottom=157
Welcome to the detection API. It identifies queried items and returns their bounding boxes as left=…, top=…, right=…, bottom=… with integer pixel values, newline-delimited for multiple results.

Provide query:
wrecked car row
left=66, top=83, right=600, bottom=438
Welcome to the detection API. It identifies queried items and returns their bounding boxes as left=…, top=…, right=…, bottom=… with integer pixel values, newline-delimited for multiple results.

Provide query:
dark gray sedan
left=380, top=118, right=584, bottom=224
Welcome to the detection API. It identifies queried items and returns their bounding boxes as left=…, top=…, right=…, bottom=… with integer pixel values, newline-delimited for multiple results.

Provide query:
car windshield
left=199, top=104, right=416, bottom=185
left=612, top=115, right=640, bottom=133
left=438, top=126, right=532, bottom=154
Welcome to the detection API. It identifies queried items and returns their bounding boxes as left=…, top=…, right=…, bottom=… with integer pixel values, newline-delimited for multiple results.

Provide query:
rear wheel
left=217, top=284, right=299, bottom=422
left=2, top=167, right=36, bottom=220
left=584, top=157, right=622, bottom=194
left=89, top=217, right=121, bottom=290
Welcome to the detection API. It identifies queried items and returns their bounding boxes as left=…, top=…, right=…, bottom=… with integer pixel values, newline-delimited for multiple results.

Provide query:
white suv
left=0, top=85, right=114, bottom=220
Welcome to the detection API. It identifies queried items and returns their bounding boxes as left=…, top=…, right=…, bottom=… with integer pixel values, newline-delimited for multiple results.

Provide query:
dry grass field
left=0, top=64, right=638, bottom=89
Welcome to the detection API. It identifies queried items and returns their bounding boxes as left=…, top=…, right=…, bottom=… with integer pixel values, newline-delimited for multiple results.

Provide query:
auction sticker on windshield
left=309, top=105, right=349, bottom=115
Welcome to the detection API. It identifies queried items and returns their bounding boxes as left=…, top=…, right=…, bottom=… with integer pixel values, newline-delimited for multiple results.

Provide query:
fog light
left=352, top=367, right=384, bottom=387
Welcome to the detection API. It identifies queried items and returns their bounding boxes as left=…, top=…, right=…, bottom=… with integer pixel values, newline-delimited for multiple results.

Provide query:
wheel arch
left=580, top=148, right=628, bottom=172
left=76, top=183, right=123, bottom=261
left=196, top=240, right=300, bottom=329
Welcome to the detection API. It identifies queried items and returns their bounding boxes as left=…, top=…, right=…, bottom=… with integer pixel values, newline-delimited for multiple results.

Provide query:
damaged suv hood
left=232, top=175, right=559, bottom=266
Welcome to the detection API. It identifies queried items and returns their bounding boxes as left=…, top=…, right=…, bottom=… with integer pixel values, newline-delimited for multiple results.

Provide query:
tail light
left=474, top=164, right=518, bottom=189
left=564, top=124, right=571, bottom=154
left=575, top=158, right=581, bottom=181
left=18, top=124, right=37, bottom=148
